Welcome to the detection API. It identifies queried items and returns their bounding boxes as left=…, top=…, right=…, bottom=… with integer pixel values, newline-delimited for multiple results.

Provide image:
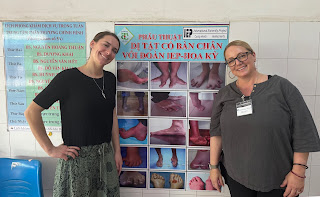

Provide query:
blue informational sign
left=115, top=24, right=229, bottom=62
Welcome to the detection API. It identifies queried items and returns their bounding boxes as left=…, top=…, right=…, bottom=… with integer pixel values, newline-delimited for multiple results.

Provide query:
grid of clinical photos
left=116, top=60, right=225, bottom=192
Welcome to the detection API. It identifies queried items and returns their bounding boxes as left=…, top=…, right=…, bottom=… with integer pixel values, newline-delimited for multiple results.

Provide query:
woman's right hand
left=47, top=144, right=80, bottom=161
left=210, top=168, right=224, bottom=192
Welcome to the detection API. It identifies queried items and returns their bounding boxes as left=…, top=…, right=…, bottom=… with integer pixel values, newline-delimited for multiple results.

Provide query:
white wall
left=1, top=0, right=320, bottom=22
left=1, top=1, right=320, bottom=197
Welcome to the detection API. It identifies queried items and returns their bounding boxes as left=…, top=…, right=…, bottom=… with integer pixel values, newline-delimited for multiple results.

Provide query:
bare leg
left=191, top=63, right=210, bottom=87
left=135, top=92, right=145, bottom=114
left=123, top=147, right=142, bottom=167
left=151, top=62, right=170, bottom=87
left=119, top=121, right=147, bottom=141
left=137, top=96, right=144, bottom=114
left=189, top=120, right=208, bottom=146
left=155, top=148, right=163, bottom=167
left=122, top=92, right=130, bottom=112
left=171, top=148, right=178, bottom=167
left=151, top=120, right=185, bottom=136
left=190, top=92, right=205, bottom=111
left=169, top=62, right=187, bottom=88
left=207, top=63, right=223, bottom=89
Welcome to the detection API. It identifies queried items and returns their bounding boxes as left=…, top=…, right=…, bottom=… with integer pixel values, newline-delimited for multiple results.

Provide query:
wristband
left=208, top=163, right=219, bottom=170
left=293, top=163, right=308, bottom=169
left=290, top=170, right=306, bottom=179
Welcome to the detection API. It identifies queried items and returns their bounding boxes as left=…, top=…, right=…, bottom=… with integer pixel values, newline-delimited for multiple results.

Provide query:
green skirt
left=53, top=142, right=120, bottom=197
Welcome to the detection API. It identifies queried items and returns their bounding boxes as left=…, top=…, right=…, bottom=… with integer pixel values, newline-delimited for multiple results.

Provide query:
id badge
left=236, top=99, right=253, bottom=116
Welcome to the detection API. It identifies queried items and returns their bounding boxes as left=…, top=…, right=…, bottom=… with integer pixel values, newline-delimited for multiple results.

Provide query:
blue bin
left=0, top=158, right=43, bottom=197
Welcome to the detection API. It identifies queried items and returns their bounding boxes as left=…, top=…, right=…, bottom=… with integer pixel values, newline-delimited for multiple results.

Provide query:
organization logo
left=183, top=28, right=193, bottom=38
left=117, top=27, right=134, bottom=45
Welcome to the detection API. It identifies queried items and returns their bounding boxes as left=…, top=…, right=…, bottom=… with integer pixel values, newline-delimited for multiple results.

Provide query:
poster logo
left=184, top=28, right=193, bottom=38
left=183, top=27, right=228, bottom=40
left=117, top=27, right=134, bottom=45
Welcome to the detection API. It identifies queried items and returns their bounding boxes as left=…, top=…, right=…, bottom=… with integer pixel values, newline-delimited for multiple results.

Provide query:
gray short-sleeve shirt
left=210, top=75, right=320, bottom=192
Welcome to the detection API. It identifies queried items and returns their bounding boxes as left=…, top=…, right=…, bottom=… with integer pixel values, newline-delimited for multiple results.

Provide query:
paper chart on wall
left=4, top=22, right=86, bottom=131
left=115, top=23, right=229, bottom=190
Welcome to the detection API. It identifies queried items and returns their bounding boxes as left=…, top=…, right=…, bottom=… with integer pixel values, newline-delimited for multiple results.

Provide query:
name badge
left=236, top=99, right=253, bottom=116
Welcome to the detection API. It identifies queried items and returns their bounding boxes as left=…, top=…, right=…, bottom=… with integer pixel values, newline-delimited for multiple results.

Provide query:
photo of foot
left=117, top=91, right=148, bottom=116
left=188, top=149, right=210, bottom=170
left=189, top=62, right=226, bottom=90
left=189, top=120, right=210, bottom=146
left=189, top=92, right=216, bottom=118
left=149, top=118, right=186, bottom=145
left=119, top=171, right=146, bottom=188
left=149, top=147, right=186, bottom=170
left=118, top=119, right=148, bottom=145
left=150, top=171, right=185, bottom=189
left=121, top=146, right=147, bottom=169
left=151, top=62, right=187, bottom=90
left=117, top=61, right=148, bottom=90
left=150, top=91, right=186, bottom=117
left=187, top=172, right=221, bottom=191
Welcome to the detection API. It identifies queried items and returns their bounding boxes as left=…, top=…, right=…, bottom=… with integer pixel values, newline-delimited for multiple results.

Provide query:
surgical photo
left=189, top=62, right=226, bottom=90
left=149, top=118, right=186, bottom=146
left=117, top=61, right=148, bottom=90
left=150, top=62, right=187, bottom=90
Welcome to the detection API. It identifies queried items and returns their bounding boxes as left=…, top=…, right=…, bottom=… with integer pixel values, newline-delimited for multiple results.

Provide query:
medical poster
left=4, top=22, right=86, bottom=131
left=115, top=23, right=229, bottom=190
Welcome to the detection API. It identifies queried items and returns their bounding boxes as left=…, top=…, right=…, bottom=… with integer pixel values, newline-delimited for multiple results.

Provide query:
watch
left=208, top=163, right=219, bottom=170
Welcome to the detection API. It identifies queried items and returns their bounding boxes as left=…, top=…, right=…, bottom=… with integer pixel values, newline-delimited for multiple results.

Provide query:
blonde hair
left=224, top=40, right=255, bottom=60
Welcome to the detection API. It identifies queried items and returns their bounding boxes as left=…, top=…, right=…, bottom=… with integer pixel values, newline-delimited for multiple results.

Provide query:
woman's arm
left=281, top=152, right=309, bottom=197
left=209, top=136, right=224, bottom=192
left=25, top=101, right=54, bottom=153
left=112, top=108, right=122, bottom=175
left=24, top=101, right=79, bottom=160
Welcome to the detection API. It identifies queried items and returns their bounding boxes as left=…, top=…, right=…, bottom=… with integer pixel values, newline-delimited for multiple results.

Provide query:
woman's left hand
left=280, top=171, right=305, bottom=197
left=114, top=152, right=122, bottom=175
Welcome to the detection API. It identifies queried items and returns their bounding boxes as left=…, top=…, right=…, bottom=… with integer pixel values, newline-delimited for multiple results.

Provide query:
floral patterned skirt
left=53, top=142, right=120, bottom=197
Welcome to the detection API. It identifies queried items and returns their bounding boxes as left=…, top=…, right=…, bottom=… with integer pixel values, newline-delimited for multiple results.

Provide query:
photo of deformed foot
left=150, top=147, right=186, bottom=170
left=150, top=91, right=186, bottom=117
left=189, top=62, right=226, bottom=90
left=151, top=62, right=187, bottom=90
left=149, top=119, right=186, bottom=145
left=117, top=61, right=148, bottom=90
left=121, top=146, right=147, bottom=168
left=189, top=92, right=215, bottom=118
left=187, top=172, right=221, bottom=191
left=118, top=119, right=147, bottom=145
left=119, top=171, right=146, bottom=188
left=170, top=173, right=184, bottom=189
left=150, top=172, right=185, bottom=189
left=150, top=173, right=165, bottom=188
left=189, top=120, right=210, bottom=146
left=188, top=149, right=210, bottom=170
left=117, top=91, right=148, bottom=116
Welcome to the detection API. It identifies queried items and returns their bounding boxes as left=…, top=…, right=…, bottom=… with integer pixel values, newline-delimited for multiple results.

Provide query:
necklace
left=92, top=75, right=106, bottom=99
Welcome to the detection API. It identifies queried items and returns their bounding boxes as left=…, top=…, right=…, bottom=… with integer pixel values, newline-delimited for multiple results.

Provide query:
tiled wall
left=1, top=21, right=320, bottom=197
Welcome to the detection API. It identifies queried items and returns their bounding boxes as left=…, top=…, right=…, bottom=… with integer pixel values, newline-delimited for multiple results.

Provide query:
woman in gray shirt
left=209, top=40, right=320, bottom=197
